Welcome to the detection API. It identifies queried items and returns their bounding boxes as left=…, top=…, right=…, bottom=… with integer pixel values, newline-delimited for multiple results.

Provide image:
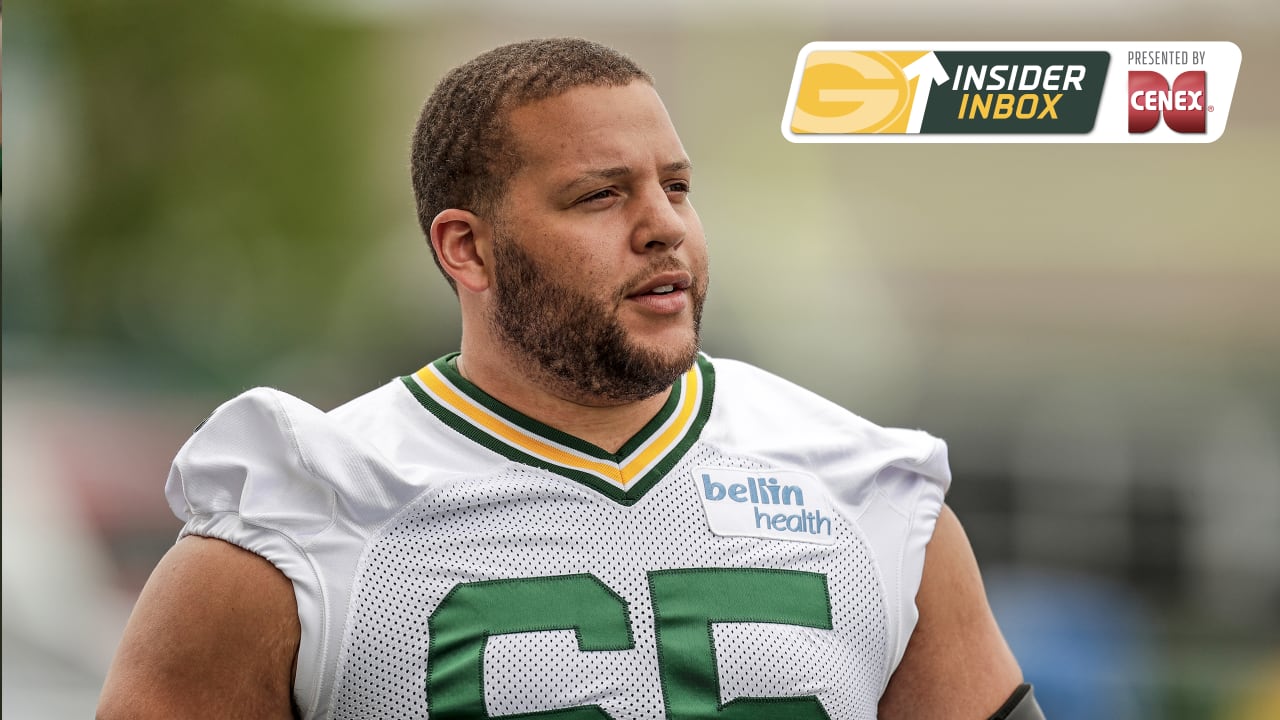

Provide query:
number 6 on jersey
left=427, top=568, right=834, bottom=718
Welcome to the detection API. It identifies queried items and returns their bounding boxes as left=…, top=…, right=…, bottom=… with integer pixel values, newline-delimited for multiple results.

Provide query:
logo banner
left=780, top=42, right=1241, bottom=143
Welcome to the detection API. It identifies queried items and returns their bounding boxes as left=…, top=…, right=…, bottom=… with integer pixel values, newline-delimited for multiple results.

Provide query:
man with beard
left=99, top=39, right=1041, bottom=720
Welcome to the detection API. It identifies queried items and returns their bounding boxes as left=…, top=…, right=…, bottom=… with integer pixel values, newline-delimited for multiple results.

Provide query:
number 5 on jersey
left=427, top=568, right=834, bottom=718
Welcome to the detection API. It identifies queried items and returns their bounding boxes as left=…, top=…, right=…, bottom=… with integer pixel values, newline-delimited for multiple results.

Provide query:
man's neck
left=454, top=351, right=673, bottom=455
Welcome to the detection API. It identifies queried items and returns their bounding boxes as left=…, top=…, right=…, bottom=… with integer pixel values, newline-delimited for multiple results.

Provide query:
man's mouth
left=629, top=272, right=693, bottom=299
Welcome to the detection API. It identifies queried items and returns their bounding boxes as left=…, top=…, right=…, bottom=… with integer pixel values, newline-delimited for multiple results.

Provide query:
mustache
left=618, top=258, right=703, bottom=299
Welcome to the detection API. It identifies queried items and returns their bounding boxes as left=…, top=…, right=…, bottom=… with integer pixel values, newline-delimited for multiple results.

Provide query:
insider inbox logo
left=781, top=42, right=1241, bottom=143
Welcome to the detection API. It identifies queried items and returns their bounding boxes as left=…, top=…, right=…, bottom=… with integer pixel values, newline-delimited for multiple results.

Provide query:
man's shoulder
left=172, top=384, right=397, bottom=489
left=167, top=371, right=442, bottom=535
left=704, top=355, right=947, bottom=478
left=327, top=376, right=414, bottom=426
left=706, top=355, right=868, bottom=426
left=186, top=376, right=410, bottom=450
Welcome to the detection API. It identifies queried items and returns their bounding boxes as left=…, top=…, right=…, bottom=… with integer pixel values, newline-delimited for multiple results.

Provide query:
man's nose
left=630, top=186, right=686, bottom=253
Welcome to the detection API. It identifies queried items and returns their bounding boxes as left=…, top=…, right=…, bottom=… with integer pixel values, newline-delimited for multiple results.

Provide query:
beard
left=488, top=233, right=706, bottom=405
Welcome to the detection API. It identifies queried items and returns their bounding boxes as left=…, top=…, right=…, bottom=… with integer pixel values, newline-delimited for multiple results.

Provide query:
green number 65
left=427, top=568, right=834, bottom=719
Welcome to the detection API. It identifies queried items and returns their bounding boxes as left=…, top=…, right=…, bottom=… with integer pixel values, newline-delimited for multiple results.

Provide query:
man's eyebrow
left=562, top=166, right=630, bottom=193
left=559, top=160, right=693, bottom=194
left=661, top=160, right=693, bottom=174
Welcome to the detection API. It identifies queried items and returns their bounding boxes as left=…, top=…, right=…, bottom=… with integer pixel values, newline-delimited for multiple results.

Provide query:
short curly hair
left=410, top=38, right=653, bottom=291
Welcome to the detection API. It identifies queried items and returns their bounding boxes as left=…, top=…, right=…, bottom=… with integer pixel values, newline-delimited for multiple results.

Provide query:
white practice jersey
left=166, top=354, right=950, bottom=719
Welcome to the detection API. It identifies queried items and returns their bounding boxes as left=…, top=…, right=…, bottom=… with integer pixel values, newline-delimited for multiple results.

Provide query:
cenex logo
left=1129, top=70, right=1207, bottom=133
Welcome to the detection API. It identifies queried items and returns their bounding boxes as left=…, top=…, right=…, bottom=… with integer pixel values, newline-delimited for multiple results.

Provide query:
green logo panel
left=921, top=51, right=1110, bottom=133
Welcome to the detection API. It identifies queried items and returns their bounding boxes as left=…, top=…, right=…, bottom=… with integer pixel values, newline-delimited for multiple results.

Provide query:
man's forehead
left=504, top=82, right=688, bottom=173
left=508, top=80, right=662, bottom=120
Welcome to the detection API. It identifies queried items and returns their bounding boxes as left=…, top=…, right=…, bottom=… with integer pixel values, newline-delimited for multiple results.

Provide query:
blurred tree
left=14, top=0, right=384, bottom=389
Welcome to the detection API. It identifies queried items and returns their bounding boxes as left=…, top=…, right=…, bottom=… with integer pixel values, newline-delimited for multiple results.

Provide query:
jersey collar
left=401, top=353, right=716, bottom=505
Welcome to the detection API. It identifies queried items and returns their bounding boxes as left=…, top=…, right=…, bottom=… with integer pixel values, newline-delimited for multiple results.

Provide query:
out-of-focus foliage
left=5, top=1, right=401, bottom=389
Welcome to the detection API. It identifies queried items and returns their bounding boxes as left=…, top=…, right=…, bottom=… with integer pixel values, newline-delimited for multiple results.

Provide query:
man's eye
left=580, top=189, right=615, bottom=204
left=666, top=181, right=691, bottom=194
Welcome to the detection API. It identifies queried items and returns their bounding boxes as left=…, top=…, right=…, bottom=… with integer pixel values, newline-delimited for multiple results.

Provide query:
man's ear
left=430, top=208, right=494, bottom=293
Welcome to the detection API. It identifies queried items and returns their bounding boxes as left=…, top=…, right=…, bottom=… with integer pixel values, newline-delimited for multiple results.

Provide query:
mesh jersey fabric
left=166, top=354, right=950, bottom=719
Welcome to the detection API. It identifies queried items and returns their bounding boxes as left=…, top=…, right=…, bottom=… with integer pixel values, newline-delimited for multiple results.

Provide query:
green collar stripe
left=401, top=354, right=716, bottom=505
left=430, top=353, right=686, bottom=463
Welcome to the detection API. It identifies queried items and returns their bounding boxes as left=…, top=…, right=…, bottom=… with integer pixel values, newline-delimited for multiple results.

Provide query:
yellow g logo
left=791, top=51, right=930, bottom=134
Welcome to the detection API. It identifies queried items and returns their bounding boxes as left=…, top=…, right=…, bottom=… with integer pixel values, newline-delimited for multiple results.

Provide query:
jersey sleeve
left=163, top=387, right=350, bottom=718
left=167, top=388, right=338, bottom=541
left=847, top=426, right=951, bottom=680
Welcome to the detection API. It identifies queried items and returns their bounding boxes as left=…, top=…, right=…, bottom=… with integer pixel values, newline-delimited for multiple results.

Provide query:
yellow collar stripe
left=414, top=365, right=627, bottom=484
left=413, top=363, right=702, bottom=488
left=619, top=367, right=701, bottom=484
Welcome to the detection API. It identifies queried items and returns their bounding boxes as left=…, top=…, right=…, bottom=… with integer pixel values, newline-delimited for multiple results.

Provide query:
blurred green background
left=3, top=1, right=1278, bottom=718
